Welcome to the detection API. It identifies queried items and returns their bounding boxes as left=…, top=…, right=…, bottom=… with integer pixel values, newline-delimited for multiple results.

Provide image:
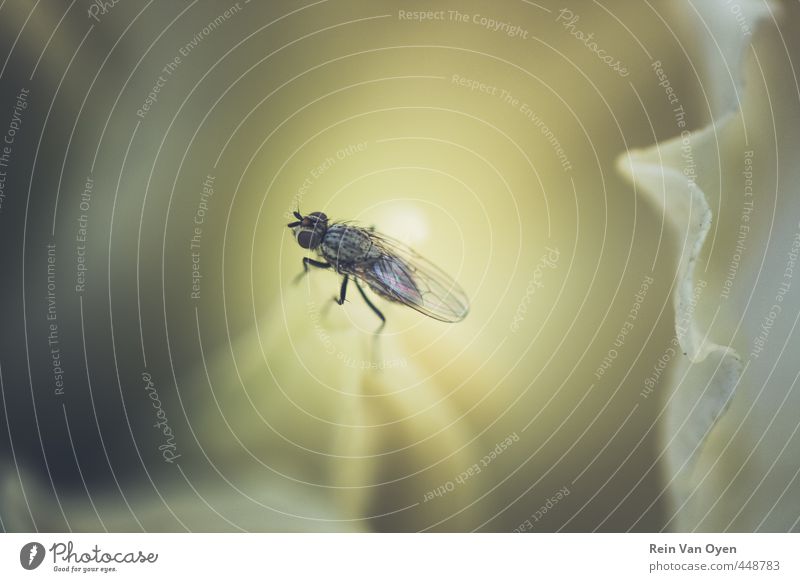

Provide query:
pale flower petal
left=618, top=0, right=800, bottom=530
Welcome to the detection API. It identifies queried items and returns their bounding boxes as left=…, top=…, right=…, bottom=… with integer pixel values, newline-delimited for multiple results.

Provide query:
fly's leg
left=296, top=257, right=335, bottom=321
left=293, top=257, right=331, bottom=285
left=354, top=278, right=386, bottom=332
left=335, top=275, right=349, bottom=305
left=354, top=279, right=385, bottom=365
left=321, top=275, right=348, bottom=318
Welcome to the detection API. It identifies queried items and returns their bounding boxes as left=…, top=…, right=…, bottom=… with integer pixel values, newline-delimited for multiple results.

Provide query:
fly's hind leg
left=353, top=279, right=386, bottom=365
left=354, top=278, right=386, bottom=332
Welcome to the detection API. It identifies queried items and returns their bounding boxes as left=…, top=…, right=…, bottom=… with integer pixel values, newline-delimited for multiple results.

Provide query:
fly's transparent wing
left=347, top=231, right=470, bottom=323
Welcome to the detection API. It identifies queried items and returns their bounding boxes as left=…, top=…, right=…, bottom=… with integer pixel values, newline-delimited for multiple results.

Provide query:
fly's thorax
left=321, top=224, right=378, bottom=265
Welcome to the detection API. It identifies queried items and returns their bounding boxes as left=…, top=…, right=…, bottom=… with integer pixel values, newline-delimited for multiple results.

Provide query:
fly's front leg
left=293, top=257, right=330, bottom=284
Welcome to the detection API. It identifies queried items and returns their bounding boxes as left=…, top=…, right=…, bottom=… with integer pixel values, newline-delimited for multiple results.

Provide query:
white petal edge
left=617, top=134, right=743, bottom=473
left=616, top=0, right=776, bottom=514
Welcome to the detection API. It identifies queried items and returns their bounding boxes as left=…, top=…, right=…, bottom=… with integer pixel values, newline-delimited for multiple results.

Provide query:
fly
left=287, top=210, right=469, bottom=330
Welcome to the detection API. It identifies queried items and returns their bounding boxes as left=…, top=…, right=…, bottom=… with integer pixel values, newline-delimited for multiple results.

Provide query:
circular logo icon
left=19, top=542, right=46, bottom=570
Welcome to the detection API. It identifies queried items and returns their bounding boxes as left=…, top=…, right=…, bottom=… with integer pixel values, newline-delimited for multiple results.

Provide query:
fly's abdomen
left=320, top=224, right=376, bottom=267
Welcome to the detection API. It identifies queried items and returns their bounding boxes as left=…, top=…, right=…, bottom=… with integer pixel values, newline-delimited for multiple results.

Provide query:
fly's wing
left=350, top=231, right=470, bottom=323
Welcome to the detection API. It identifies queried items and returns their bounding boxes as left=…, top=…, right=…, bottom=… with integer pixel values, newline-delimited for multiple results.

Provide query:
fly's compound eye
left=297, top=228, right=323, bottom=249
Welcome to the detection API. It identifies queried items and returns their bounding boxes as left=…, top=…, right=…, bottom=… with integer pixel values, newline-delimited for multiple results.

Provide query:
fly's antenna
left=287, top=206, right=303, bottom=227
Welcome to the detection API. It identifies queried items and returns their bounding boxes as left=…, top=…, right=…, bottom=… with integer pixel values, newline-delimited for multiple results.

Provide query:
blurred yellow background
left=3, top=0, right=792, bottom=532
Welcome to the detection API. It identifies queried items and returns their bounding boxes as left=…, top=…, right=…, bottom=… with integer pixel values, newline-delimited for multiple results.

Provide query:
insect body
left=287, top=210, right=469, bottom=329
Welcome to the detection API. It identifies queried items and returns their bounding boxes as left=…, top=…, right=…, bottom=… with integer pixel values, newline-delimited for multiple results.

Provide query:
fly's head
left=287, top=211, right=328, bottom=250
